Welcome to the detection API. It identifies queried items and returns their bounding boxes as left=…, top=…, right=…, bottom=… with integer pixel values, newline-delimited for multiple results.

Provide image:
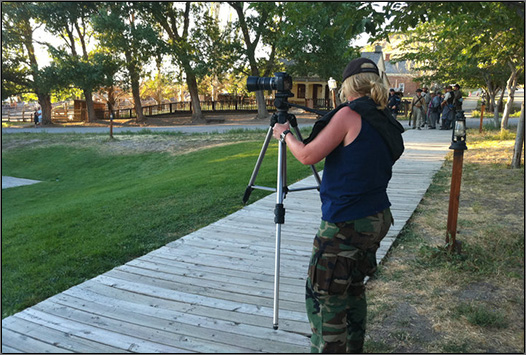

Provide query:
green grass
left=1, top=132, right=323, bottom=318
left=454, top=302, right=508, bottom=328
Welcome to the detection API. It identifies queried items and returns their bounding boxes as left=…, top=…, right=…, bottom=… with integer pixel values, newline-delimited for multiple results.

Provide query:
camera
left=247, top=72, right=293, bottom=92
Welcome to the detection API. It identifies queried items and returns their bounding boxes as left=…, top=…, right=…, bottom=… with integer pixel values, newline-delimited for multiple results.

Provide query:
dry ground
left=365, top=136, right=524, bottom=353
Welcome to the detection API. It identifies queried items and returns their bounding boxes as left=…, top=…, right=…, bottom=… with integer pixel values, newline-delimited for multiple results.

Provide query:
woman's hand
left=272, top=122, right=290, bottom=140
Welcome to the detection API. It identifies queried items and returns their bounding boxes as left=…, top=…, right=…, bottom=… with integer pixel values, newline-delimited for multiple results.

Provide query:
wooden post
left=110, top=112, right=114, bottom=139
left=446, top=149, right=465, bottom=252
left=479, top=103, right=485, bottom=133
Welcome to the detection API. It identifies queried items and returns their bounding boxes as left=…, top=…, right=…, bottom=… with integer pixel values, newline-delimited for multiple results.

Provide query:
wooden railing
left=1, top=98, right=279, bottom=123
left=1, top=110, right=35, bottom=122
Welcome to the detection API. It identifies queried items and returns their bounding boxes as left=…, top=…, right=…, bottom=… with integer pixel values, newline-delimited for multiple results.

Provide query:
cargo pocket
left=309, top=252, right=355, bottom=296
left=328, top=255, right=354, bottom=295
left=309, top=252, right=334, bottom=296
left=356, top=249, right=378, bottom=277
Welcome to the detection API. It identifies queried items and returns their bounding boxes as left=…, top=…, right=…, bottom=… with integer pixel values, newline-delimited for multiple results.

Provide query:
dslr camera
left=247, top=72, right=293, bottom=92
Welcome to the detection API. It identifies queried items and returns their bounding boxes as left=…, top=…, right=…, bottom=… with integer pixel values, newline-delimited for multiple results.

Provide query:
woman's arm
left=272, top=106, right=361, bottom=165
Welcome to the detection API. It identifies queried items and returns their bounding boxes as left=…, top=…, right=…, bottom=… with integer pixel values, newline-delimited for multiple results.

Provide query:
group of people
left=388, top=84, right=463, bottom=130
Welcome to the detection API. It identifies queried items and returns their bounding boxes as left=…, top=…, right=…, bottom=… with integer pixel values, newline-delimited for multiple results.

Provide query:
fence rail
left=2, top=97, right=335, bottom=123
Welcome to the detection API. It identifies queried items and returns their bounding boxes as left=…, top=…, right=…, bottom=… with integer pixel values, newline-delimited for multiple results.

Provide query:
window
left=297, top=84, right=306, bottom=99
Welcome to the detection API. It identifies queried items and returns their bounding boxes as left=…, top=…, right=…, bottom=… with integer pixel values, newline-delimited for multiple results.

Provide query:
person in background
left=422, top=87, right=431, bottom=128
left=37, top=107, right=43, bottom=126
left=388, top=88, right=401, bottom=121
left=440, top=86, right=454, bottom=129
left=429, top=91, right=443, bottom=129
left=410, top=88, right=425, bottom=130
left=272, top=57, right=404, bottom=353
left=33, top=109, right=39, bottom=127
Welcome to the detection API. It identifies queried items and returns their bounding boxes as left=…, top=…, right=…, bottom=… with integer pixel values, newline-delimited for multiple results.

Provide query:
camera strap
left=303, top=97, right=405, bottom=161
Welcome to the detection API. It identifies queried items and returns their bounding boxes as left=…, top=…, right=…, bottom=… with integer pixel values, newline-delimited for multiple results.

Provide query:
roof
left=360, top=49, right=390, bottom=87
left=384, top=59, right=413, bottom=75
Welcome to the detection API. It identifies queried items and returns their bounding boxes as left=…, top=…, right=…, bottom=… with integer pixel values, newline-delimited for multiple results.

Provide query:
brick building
left=361, top=46, right=421, bottom=96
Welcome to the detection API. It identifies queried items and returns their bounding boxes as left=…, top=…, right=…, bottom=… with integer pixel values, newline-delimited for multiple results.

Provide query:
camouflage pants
left=306, top=208, right=393, bottom=353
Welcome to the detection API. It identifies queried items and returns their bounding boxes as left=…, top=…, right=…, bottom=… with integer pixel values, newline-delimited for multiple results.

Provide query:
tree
left=91, top=50, right=121, bottom=115
left=141, top=2, right=240, bottom=123
left=277, top=2, right=383, bottom=81
left=380, top=2, right=524, bottom=130
left=228, top=1, right=275, bottom=119
left=1, top=2, right=58, bottom=125
left=92, top=2, right=158, bottom=123
left=34, top=2, right=102, bottom=122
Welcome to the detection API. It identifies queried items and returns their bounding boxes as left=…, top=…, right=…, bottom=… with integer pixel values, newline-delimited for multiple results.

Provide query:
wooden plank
left=61, top=281, right=311, bottom=335
left=44, top=294, right=309, bottom=353
left=125, top=258, right=306, bottom=295
left=1, top=327, right=73, bottom=353
left=12, top=308, right=192, bottom=353
left=2, top=316, right=125, bottom=353
left=101, top=269, right=307, bottom=313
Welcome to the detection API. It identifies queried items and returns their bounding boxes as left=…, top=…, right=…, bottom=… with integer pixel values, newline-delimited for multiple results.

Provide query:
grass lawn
left=1, top=130, right=323, bottom=318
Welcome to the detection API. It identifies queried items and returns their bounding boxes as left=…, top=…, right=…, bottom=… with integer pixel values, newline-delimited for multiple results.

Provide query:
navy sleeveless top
left=320, top=119, right=394, bottom=223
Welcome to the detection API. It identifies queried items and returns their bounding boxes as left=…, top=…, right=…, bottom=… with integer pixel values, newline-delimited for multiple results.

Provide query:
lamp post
left=328, top=77, right=338, bottom=109
left=446, top=110, right=467, bottom=253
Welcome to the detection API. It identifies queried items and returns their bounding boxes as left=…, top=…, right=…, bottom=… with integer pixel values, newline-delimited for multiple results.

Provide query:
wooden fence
left=2, top=97, right=336, bottom=123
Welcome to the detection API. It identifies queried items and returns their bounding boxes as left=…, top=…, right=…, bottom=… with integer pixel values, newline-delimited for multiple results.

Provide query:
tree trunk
left=493, top=89, right=505, bottom=127
left=231, top=2, right=269, bottom=120
left=501, top=61, right=518, bottom=130
left=125, top=50, right=145, bottom=123
left=255, top=91, right=269, bottom=119
left=250, top=65, right=269, bottom=120
left=38, top=93, right=52, bottom=125
left=84, top=88, right=96, bottom=122
left=511, top=101, right=525, bottom=168
left=186, top=71, right=205, bottom=123
left=106, top=86, right=116, bottom=115
left=131, top=76, right=145, bottom=122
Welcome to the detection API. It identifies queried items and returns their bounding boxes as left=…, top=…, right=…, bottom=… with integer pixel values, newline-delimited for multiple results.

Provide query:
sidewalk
left=1, top=129, right=452, bottom=353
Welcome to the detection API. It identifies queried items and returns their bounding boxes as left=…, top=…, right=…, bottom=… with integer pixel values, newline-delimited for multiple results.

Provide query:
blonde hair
left=339, top=71, right=388, bottom=110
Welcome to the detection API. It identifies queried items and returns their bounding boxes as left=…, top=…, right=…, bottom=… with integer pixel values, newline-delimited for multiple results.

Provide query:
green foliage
left=276, top=2, right=363, bottom=79
left=382, top=2, right=524, bottom=95
left=1, top=2, right=41, bottom=98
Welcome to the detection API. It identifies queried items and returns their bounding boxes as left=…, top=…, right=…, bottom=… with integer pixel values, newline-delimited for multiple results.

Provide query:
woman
left=273, top=57, right=404, bottom=353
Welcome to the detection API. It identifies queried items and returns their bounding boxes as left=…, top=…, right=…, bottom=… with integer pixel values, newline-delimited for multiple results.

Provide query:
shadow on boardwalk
left=1, top=129, right=452, bottom=353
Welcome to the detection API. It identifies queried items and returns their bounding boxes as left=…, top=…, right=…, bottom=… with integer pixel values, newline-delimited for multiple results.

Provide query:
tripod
left=243, top=91, right=322, bottom=330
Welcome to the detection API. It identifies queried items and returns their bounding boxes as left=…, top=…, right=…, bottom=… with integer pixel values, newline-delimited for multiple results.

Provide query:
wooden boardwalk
left=2, top=129, right=452, bottom=353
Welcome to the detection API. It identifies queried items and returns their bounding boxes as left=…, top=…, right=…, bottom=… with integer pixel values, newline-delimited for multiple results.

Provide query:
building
left=361, top=46, right=421, bottom=96
left=273, top=46, right=421, bottom=111
left=289, top=76, right=332, bottom=110
left=359, top=45, right=391, bottom=89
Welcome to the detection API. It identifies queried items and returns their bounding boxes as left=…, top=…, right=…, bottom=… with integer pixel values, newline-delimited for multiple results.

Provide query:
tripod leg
left=243, top=126, right=274, bottom=204
left=273, top=139, right=286, bottom=330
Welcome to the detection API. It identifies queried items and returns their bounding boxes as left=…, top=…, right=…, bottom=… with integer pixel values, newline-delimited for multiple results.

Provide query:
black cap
left=416, top=88, right=423, bottom=92
left=342, top=58, right=379, bottom=82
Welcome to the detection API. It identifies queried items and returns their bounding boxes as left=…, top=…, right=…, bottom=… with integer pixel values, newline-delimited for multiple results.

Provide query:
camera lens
left=247, top=76, right=276, bottom=91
